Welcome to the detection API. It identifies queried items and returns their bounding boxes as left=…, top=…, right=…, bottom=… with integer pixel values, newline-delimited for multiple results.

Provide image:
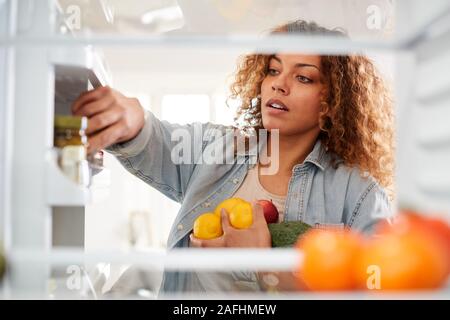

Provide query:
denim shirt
left=107, top=111, right=392, bottom=293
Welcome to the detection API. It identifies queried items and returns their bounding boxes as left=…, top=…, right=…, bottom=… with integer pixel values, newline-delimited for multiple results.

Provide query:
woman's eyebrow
left=271, top=55, right=320, bottom=71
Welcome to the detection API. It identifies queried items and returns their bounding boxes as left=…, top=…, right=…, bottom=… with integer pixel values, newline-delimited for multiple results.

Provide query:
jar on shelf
left=54, top=115, right=90, bottom=186
left=54, top=115, right=88, bottom=148
left=60, top=145, right=90, bottom=187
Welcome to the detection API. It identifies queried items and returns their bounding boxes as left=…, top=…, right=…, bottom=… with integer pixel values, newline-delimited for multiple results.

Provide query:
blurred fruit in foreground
left=376, top=210, right=450, bottom=275
left=193, top=212, right=223, bottom=240
left=294, top=211, right=450, bottom=291
left=296, top=229, right=362, bottom=291
left=354, top=229, right=448, bottom=290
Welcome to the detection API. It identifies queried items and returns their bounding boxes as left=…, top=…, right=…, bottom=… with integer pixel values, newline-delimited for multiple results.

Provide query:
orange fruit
left=376, top=210, right=450, bottom=275
left=214, top=197, right=246, bottom=216
left=421, top=218, right=450, bottom=274
left=295, top=229, right=362, bottom=291
left=354, top=230, right=448, bottom=290
left=193, top=212, right=223, bottom=240
left=228, top=200, right=253, bottom=229
left=403, top=212, right=450, bottom=275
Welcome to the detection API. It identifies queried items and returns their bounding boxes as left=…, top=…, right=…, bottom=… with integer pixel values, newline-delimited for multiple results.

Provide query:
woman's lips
left=266, top=98, right=289, bottom=114
left=266, top=106, right=289, bottom=116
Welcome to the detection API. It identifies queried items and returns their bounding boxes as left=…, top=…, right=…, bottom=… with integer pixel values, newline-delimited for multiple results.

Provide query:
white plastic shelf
left=9, top=247, right=300, bottom=271
left=45, top=149, right=110, bottom=206
left=48, top=45, right=112, bottom=206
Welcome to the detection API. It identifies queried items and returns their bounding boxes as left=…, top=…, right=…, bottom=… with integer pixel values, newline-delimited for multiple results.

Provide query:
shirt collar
left=294, top=139, right=327, bottom=171
left=233, top=130, right=328, bottom=171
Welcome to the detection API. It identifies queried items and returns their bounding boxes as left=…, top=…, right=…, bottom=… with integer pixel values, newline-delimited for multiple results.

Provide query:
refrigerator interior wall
left=396, top=29, right=450, bottom=217
left=0, top=0, right=7, bottom=247
left=0, top=0, right=15, bottom=296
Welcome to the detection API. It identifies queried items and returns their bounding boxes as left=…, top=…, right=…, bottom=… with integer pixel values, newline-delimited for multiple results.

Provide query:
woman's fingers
left=220, top=209, right=231, bottom=232
left=70, top=86, right=146, bottom=154
left=71, top=86, right=110, bottom=114
left=73, top=94, right=115, bottom=118
left=251, top=202, right=266, bottom=226
left=189, top=234, right=202, bottom=248
left=86, top=121, right=126, bottom=153
left=189, top=233, right=225, bottom=248
left=85, top=105, right=124, bottom=135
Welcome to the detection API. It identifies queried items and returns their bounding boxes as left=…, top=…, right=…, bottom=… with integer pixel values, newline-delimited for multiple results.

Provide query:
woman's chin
left=262, top=123, right=298, bottom=137
left=262, top=119, right=283, bottom=132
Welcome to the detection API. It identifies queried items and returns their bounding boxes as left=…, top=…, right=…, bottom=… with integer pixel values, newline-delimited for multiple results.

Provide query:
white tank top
left=233, top=163, right=286, bottom=222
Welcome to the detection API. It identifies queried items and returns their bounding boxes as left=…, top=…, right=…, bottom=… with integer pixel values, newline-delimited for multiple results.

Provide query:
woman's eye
left=297, top=75, right=312, bottom=83
left=268, top=68, right=279, bottom=76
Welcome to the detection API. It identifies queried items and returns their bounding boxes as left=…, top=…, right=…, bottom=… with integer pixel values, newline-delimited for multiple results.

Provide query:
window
left=214, top=95, right=239, bottom=126
left=161, top=94, right=210, bottom=124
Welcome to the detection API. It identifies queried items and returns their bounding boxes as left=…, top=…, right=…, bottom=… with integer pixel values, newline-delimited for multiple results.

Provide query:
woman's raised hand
left=72, top=86, right=145, bottom=154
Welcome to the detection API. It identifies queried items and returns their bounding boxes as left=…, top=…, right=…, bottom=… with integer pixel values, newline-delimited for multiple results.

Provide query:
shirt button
left=203, top=202, right=211, bottom=208
left=177, top=224, right=184, bottom=231
left=232, top=178, right=239, bottom=184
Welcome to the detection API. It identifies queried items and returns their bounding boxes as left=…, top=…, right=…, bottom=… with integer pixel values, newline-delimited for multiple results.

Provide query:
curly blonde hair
left=228, top=20, right=395, bottom=196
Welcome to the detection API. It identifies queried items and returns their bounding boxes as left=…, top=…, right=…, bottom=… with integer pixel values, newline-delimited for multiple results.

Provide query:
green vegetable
left=268, top=221, right=312, bottom=247
left=0, top=250, right=5, bottom=280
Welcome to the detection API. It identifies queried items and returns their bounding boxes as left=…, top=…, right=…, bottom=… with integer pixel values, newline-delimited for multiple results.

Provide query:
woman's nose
left=271, top=77, right=289, bottom=95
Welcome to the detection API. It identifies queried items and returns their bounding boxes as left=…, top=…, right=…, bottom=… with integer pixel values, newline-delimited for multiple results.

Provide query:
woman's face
left=260, top=54, right=325, bottom=137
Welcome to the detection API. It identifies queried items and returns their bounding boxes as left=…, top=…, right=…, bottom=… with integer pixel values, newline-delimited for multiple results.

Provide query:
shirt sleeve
left=106, top=110, right=217, bottom=203
left=347, top=182, right=394, bottom=235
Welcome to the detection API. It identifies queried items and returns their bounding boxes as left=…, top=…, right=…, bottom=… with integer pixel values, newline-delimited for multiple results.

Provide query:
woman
left=72, top=20, right=395, bottom=293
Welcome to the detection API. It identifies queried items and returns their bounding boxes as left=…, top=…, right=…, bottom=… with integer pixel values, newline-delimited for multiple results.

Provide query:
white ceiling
left=101, top=46, right=243, bottom=93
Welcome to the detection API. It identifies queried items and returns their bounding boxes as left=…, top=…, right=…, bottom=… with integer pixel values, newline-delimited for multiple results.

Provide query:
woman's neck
left=262, top=130, right=319, bottom=176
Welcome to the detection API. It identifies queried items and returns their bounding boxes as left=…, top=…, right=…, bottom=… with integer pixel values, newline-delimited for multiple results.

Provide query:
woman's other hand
left=189, top=202, right=271, bottom=248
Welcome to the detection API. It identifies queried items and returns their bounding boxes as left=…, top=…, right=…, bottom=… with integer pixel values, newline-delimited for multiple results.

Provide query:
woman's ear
left=319, top=88, right=329, bottom=113
left=320, top=100, right=328, bottom=112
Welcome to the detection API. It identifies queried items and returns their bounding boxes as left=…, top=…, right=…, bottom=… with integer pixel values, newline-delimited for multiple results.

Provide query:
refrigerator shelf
left=45, top=149, right=110, bottom=206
